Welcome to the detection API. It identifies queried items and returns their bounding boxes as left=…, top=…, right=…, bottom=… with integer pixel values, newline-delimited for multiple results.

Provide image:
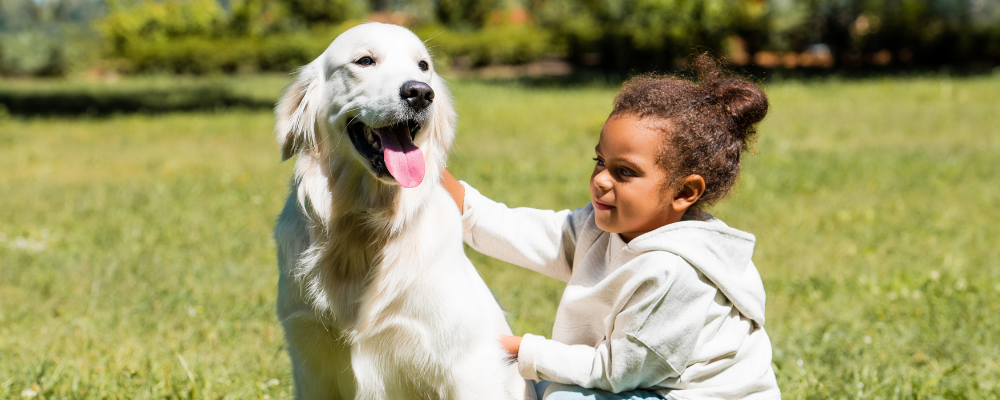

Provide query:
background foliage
left=2, top=0, right=999, bottom=76
left=760, top=0, right=1000, bottom=64
left=0, top=0, right=102, bottom=76
left=529, top=0, right=765, bottom=70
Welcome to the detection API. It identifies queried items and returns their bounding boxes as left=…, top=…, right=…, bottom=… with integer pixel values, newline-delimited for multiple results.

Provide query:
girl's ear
left=275, top=63, right=321, bottom=161
left=672, top=174, right=706, bottom=211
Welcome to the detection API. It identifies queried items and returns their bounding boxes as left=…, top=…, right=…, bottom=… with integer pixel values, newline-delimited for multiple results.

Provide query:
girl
left=442, top=56, right=780, bottom=400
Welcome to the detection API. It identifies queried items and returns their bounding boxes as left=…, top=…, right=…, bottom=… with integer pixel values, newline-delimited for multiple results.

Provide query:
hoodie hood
left=625, top=215, right=767, bottom=327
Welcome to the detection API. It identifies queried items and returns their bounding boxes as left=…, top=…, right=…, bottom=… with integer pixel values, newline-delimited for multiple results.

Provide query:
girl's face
left=590, top=115, right=676, bottom=242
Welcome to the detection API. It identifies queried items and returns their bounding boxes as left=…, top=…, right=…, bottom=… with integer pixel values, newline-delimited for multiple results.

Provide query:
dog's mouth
left=347, top=119, right=425, bottom=188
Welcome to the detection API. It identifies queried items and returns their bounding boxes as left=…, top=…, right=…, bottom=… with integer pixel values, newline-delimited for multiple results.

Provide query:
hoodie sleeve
left=460, top=181, right=586, bottom=282
left=517, top=252, right=711, bottom=392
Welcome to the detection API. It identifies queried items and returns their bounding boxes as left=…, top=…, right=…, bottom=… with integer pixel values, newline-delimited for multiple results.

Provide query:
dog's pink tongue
left=378, top=126, right=425, bottom=188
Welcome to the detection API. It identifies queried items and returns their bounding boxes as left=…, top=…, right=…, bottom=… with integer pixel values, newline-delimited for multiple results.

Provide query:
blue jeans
left=535, top=380, right=664, bottom=400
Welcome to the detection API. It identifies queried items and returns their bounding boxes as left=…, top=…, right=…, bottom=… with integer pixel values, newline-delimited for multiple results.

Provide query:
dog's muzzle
left=347, top=119, right=425, bottom=188
left=345, top=81, right=435, bottom=188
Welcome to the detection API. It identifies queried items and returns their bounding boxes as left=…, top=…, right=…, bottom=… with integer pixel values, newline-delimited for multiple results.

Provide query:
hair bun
left=715, top=80, right=768, bottom=142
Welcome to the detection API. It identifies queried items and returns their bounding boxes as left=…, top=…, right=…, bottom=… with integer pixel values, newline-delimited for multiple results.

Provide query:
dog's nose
left=400, top=81, right=434, bottom=110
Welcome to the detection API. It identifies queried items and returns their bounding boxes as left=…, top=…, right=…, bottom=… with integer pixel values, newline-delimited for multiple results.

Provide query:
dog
left=273, top=22, right=529, bottom=400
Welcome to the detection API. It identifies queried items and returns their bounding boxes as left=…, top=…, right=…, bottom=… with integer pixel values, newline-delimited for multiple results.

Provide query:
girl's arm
left=440, top=169, right=465, bottom=211
left=499, top=335, right=522, bottom=357
left=516, top=253, right=708, bottom=393
left=441, top=169, right=588, bottom=283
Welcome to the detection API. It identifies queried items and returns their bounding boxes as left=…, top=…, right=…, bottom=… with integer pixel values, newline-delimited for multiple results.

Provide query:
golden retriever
left=273, top=22, right=529, bottom=400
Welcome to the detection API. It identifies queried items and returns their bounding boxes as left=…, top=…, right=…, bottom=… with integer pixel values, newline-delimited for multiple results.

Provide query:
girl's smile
left=592, top=199, right=614, bottom=211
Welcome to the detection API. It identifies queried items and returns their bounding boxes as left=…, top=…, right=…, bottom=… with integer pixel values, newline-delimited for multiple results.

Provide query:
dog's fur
left=273, top=23, right=527, bottom=400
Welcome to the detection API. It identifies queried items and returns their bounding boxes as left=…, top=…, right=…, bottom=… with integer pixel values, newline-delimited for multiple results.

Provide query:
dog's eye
left=355, top=56, right=375, bottom=67
left=418, top=60, right=429, bottom=71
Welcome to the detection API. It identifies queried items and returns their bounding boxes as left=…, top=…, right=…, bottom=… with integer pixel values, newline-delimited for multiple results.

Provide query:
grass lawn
left=1, top=73, right=999, bottom=399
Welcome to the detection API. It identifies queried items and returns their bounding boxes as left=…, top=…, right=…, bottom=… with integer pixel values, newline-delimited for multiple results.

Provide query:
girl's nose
left=593, top=170, right=613, bottom=191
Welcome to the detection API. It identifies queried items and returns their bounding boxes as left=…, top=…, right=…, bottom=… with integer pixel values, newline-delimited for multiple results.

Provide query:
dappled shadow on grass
left=5, top=64, right=996, bottom=117
left=468, top=64, right=1000, bottom=88
left=0, top=86, right=276, bottom=117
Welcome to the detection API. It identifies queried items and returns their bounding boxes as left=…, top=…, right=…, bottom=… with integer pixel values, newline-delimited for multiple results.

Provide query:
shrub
left=107, top=22, right=355, bottom=74
left=121, top=36, right=254, bottom=74
left=417, top=24, right=555, bottom=67
left=257, top=32, right=327, bottom=72
left=762, top=0, right=1000, bottom=66
left=529, top=0, right=765, bottom=71
left=436, top=0, right=499, bottom=29
left=276, top=0, right=367, bottom=25
left=0, top=27, right=98, bottom=77
left=98, top=0, right=227, bottom=56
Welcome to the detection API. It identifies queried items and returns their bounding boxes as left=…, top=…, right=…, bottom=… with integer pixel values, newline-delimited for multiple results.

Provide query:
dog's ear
left=276, top=63, right=321, bottom=161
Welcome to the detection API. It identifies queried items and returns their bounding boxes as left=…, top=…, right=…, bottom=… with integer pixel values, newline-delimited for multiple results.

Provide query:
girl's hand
left=499, top=335, right=522, bottom=358
left=440, top=169, right=465, bottom=211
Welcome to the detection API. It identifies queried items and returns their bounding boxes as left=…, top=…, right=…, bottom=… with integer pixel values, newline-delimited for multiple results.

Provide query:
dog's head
left=276, top=22, right=455, bottom=189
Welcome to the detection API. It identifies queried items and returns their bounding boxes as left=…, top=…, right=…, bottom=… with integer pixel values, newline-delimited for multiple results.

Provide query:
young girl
left=442, top=56, right=780, bottom=400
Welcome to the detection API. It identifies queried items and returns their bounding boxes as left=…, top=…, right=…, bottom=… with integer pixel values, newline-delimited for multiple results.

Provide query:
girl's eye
left=418, top=60, right=429, bottom=71
left=619, top=168, right=635, bottom=177
left=355, top=56, right=375, bottom=67
left=592, top=157, right=605, bottom=167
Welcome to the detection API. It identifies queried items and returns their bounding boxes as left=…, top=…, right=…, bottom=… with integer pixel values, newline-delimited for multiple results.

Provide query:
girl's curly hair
left=610, top=54, right=768, bottom=209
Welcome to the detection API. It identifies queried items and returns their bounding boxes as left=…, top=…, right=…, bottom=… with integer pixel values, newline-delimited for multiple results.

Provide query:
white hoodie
left=460, top=183, right=780, bottom=400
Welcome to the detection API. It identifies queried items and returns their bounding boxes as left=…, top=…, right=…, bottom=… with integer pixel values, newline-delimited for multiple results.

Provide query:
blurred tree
left=228, top=0, right=268, bottom=36
left=99, top=0, right=226, bottom=56
left=763, top=0, right=1000, bottom=66
left=6, top=0, right=996, bottom=75
left=0, top=0, right=42, bottom=32
left=276, top=0, right=367, bottom=25
left=1, top=0, right=104, bottom=32
left=530, top=0, right=766, bottom=71
left=436, top=0, right=501, bottom=29
left=0, top=0, right=104, bottom=76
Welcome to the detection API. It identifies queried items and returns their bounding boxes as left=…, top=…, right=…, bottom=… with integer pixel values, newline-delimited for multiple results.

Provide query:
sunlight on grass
left=1, top=74, right=999, bottom=398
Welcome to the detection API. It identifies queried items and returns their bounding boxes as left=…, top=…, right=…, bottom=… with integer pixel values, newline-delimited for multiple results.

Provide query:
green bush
left=257, top=31, right=333, bottom=72
left=0, top=27, right=99, bottom=77
left=107, top=23, right=354, bottom=74
left=98, top=0, right=226, bottom=55
left=0, top=0, right=103, bottom=77
left=121, top=37, right=250, bottom=74
left=96, top=0, right=363, bottom=74
left=529, top=0, right=766, bottom=70
left=277, top=0, right=367, bottom=25
left=0, top=31, right=63, bottom=76
left=436, top=0, right=499, bottom=29
left=87, top=0, right=1000, bottom=75
left=417, top=24, right=555, bottom=67
left=761, top=0, right=1000, bottom=65
left=105, top=19, right=555, bottom=74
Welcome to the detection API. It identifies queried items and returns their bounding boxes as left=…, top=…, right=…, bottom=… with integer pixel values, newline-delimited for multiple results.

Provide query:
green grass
left=2, top=73, right=1000, bottom=399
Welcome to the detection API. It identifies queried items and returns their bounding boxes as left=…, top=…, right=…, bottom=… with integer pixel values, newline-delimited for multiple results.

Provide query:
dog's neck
left=291, top=150, right=440, bottom=325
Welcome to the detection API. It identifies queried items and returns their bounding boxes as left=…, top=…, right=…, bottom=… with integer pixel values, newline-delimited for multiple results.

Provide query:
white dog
left=273, top=23, right=529, bottom=400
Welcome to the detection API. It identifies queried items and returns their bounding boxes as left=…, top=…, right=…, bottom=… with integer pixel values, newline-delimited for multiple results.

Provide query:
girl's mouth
left=593, top=200, right=615, bottom=211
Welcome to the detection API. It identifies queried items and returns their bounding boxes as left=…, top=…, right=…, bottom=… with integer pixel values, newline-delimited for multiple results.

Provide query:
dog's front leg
left=282, top=312, right=356, bottom=400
